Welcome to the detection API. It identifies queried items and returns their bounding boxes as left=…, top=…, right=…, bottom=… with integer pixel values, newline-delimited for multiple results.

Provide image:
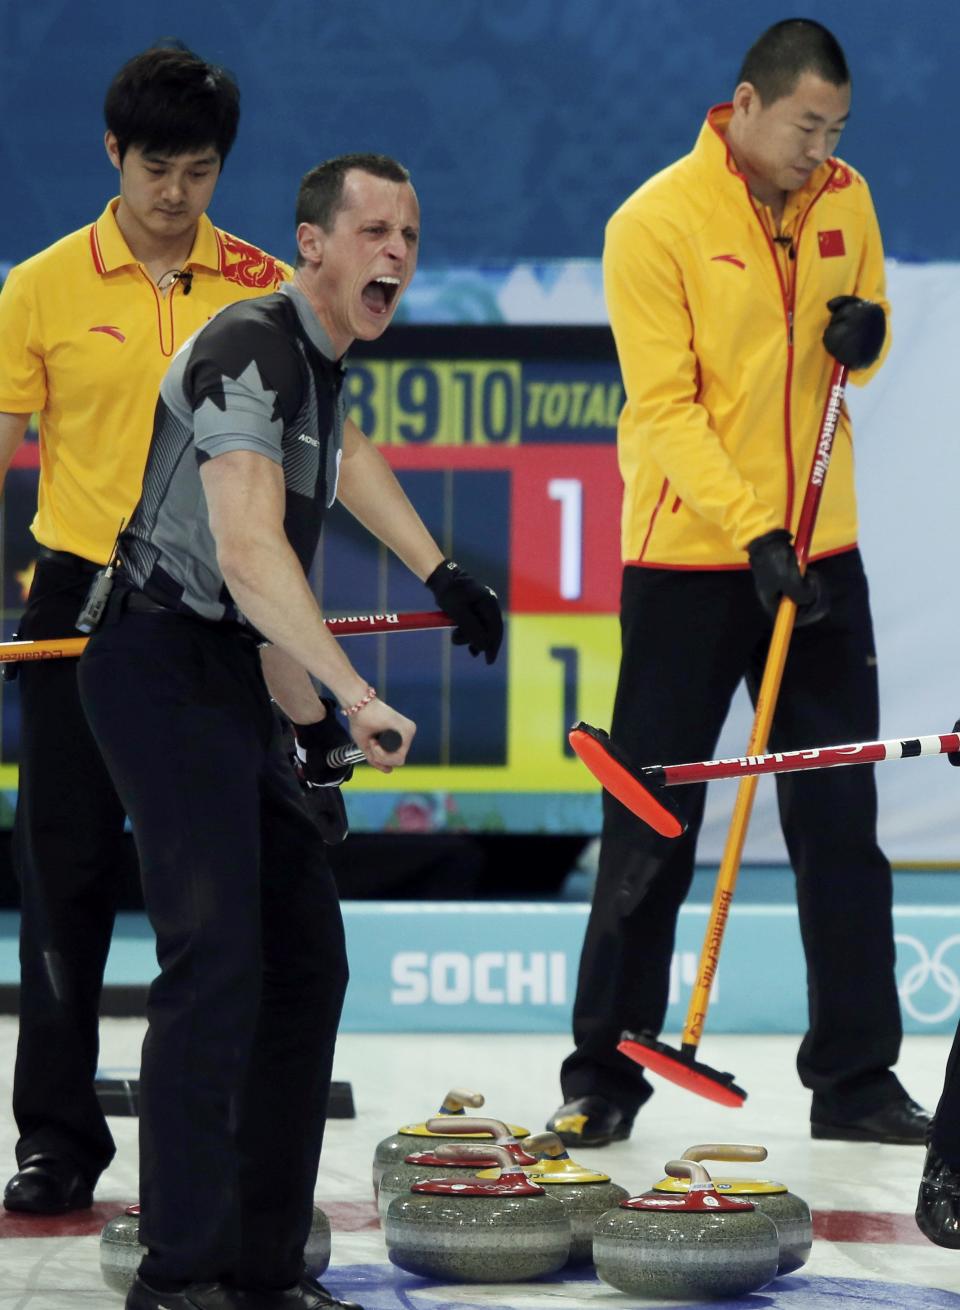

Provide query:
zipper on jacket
left=781, top=170, right=834, bottom=525
left=744, top=166, right=835, bottom=529
left=745, top=201, right=795, bottom=526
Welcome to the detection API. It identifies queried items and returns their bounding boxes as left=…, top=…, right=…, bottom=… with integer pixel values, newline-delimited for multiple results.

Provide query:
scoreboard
left=0, top=326, right=627, bottom=834
left=317, top=326, right=625, bottom=834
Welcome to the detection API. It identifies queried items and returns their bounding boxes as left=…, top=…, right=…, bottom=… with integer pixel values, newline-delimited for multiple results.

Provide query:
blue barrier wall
left=3, top=874, right=958, bottom=1034
left=1, top=0, right=958, bottom=268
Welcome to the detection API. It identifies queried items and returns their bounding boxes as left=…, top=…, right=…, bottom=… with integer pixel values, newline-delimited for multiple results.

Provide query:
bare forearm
left=200, top=449, right=415, bottom=767
left=338, top=422, right=444, bottom=580
left=220, top=535, right=370, bottom=711
left=259, top=644, right=326, bottom=723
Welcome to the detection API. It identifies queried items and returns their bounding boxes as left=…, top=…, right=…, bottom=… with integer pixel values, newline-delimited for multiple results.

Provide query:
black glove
left=746, top=530, right=828, bottom=627
left=291, top=698, right=355, bottom=787
left=426, top=559, right=503, bottom=664
left=949, top=719, right=960, bottom=767
left=823, top=295, right=886, bottom=370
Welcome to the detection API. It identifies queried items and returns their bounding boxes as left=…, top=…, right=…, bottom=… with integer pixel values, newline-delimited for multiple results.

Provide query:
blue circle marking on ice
left=320, top=1266, right=960, bottom=1309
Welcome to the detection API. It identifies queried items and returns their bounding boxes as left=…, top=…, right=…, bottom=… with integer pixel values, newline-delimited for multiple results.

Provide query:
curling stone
left=99, top=1203, right=332, bottom=1293
left=371, top=1086, right=529, bottom=1196
left=594, top=1159, right=780, bottom=1300
left=384, top=1143, right=570, bottom=1282
left=377, top=1118, right=536, bottom=1222
left=506, top=1132, right=630, bottom=1264
left=99, top=1205, right=142, bottom=1294
left=653, top=1142, right=812, bottom=1275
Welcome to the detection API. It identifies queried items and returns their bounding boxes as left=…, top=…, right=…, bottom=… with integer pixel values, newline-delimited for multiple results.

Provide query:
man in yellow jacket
left=549, top=19, right=929, bottom=1147
left=0, top=45, right=289, bottom=1217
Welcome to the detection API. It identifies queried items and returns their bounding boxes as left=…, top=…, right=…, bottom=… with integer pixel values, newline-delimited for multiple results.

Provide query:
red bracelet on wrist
left=342, top=686, right=377, bottom=717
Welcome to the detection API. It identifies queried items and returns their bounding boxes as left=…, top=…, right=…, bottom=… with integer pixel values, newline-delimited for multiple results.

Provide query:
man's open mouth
left=361, top=276, right=400, bottom=315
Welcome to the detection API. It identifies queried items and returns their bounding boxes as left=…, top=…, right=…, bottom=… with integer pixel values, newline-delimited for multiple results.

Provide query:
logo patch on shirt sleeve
left=818, top=229, right=846, bottom=258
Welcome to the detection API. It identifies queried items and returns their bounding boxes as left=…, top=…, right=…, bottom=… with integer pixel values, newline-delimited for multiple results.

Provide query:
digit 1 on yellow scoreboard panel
left=506, top=613, right=619, bottom=790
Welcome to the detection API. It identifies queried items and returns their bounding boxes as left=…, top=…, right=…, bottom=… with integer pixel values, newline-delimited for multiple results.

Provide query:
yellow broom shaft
left=682, top=595, right=798, bottom=1048
left=675, top=360, right=847, bottom=1060
left=0, top=636, right=89, bottom=662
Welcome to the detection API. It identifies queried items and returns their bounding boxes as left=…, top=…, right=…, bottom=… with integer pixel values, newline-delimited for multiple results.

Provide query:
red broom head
left=618, top=1034, right=747, bottom=1108
left=568, top=724, right=685, bottom=838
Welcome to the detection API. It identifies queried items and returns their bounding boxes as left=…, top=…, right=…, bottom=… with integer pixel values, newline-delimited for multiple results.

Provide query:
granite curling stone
left=594, top=1159, right=780, bottom=1300
left=384, top=1142, right=571, bottom=1282
left=99, top=1203, right=332, bottom=1293
left=511, top=1131, right=630, bottom=1264
left=371, top=1086, right=529, bottom=1196
left=652, top=1141, right=812, bottom=1275
left=377, top=1117, right=536, bottom=1222
left=99, top=1205, right=142, bottom=1294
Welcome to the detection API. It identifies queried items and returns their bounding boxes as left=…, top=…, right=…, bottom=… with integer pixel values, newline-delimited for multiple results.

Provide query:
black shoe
left=126, top=1276, right=237, bottom=1309
left=233, top=1277, right=362, bottom=1310
left=3, top=1154, right=93, bottom=1214
left=811, top=1095, right=931, bottom=1145
left=917, top=1146, right=960, bottom=1248
left=546, top=1094, right=633, bottom=1148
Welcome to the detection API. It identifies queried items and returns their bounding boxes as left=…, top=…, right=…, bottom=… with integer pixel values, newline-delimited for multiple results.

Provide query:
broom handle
left=652, top=731, right=960, bottom=787
left=681, top=600, right=796, bottom=1050
left=0, top=610, right=453, bottom=664
left=681, top=361, right=848, bottom=1054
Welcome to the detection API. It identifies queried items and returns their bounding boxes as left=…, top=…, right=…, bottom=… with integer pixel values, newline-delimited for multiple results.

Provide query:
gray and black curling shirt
left=121, top=281, right=345, bottom=623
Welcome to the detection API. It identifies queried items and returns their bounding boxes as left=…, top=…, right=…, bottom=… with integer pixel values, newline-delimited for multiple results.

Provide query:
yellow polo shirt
left=0, top=199, right=291, bottom=563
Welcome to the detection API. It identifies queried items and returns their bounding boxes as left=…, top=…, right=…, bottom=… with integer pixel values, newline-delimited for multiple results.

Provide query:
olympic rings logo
left=896, top=934, right=960, bottom=1024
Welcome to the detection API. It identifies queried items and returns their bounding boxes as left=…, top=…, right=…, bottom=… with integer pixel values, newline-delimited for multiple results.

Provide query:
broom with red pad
left=571, top=359, right=849, bottom=1106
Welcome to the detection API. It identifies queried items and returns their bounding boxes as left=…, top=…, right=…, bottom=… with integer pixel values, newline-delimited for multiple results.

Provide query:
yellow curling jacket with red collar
left=604, top=103, right=890, bottom=568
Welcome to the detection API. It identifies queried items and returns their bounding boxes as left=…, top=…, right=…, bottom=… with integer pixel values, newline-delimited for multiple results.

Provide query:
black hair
left=104, top=43, right=240, bottom=164
left=737, top=19, right=850, bottom=105
left=296, top=153, right=411, bottom=234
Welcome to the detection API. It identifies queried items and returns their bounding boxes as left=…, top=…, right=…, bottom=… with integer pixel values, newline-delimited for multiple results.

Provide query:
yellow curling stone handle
left=519, top=1132, right=611, bottom=1184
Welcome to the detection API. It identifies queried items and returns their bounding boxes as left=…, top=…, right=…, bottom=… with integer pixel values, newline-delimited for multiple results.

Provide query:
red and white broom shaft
left=321, top=609, right=452, bottom=637
left=791, top=363, right=848, bottom=572
left=0, top=609, right=453, bottom=663
left=648, top=731, right=960, bottom=788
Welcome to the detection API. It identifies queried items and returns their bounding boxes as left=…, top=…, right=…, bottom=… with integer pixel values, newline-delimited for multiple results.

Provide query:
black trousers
left=561, top=550, right=906, bottom=1123
left=11, top=554, right=125, bottom=1182
left=78, top=602, right=348, bottom=1288
left=932, top=1027, right=960, bottom=1163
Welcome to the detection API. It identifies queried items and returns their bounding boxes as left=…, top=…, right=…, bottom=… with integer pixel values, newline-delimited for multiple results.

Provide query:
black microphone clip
left=159, top=268, right=194, bottom=295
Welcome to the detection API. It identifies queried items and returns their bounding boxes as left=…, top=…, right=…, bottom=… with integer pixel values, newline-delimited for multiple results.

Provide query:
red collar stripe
left=89, top=223, right=106, bottom=274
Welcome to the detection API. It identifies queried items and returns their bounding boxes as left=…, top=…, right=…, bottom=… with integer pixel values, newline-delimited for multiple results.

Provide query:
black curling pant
left=561, top=549, right=906, bottom=1124
left=11, top=553, right=125, bottom=1184
left=931, top=1026, right=960, bottom=1163
left=78, top=602, right=348, bottom=1289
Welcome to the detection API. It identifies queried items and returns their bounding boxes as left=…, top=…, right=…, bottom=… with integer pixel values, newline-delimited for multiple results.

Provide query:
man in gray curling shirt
left=78, top=153, right=503, bottom=1310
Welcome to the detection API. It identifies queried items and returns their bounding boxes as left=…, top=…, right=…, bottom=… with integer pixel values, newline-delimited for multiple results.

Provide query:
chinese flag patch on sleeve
left=818, top=229, right=846, bottom=258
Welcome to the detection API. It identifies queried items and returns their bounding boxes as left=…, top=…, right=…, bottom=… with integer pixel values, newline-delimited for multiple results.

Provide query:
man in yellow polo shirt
left=0, top=44, right=288, bottom=1215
